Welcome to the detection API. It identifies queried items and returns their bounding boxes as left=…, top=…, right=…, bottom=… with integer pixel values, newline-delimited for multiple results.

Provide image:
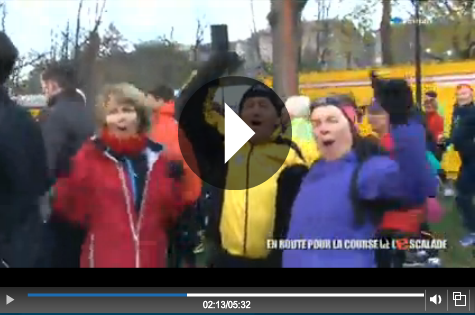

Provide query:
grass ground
left=430, top=197, right=475, bottom=268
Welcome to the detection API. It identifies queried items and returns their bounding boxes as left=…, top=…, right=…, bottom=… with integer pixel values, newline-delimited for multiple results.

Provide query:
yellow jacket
left=179, top=83, right=312, bottom=259
left=220, top=137, right=311, bottom=258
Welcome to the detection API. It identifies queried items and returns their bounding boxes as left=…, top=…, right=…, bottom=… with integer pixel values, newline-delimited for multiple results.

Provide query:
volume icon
left=430, top=294, right=441, bottom=305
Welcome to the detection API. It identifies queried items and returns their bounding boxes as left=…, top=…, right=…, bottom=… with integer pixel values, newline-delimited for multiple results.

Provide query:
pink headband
left=341, top=105, right=357, bottom=124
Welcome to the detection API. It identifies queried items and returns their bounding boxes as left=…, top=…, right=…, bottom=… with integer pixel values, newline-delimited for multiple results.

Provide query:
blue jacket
left=282, top=119, right=437, bottom=268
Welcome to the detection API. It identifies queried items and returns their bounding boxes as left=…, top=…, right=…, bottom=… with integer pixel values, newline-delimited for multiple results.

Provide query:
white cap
left=285, top=95, right=311, bottom=118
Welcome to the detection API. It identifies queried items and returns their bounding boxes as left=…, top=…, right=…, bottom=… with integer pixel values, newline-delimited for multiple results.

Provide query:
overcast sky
left=4, top=0, right=413, bottom=56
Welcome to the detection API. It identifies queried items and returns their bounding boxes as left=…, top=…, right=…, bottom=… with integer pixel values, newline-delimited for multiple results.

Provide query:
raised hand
left=175, top=51, right=243, bottom=119
left=372, top=77, right=414, bottom=125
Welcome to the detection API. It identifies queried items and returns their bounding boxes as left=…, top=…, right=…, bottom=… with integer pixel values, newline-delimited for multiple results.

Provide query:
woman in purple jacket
left=282, top=79, right=438, bottom=268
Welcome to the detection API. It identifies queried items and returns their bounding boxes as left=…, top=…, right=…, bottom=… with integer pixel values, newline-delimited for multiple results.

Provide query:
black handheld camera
left=210, top=25, right=229, bottom=53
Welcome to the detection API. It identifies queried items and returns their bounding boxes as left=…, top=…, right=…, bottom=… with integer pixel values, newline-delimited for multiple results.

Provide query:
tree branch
left=1, top=2, right=6, bottom=32
left=192, top=18, right=204, bottom=62
left=74, top=0, right=84, bottom=62
left=91, top=0, right=107, bottom=34
left=250, top=0, right=263, bottom=67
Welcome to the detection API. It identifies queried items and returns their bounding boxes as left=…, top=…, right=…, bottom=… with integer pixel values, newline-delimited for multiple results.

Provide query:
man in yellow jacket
left=177, top=53, right=313, bottom=267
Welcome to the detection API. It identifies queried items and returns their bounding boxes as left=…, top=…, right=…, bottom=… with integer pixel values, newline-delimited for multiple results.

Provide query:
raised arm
left=175, top=52, right=242, bottom=180
left=391, top=120, right=438, bottom=203
left=373, top=78, right=438, bottom=204
left=357, top=156, right=404, bottom=202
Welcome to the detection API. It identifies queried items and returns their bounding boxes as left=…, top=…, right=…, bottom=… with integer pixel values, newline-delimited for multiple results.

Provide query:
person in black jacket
left=39, top=63, right=94, bottom=178
left=450, top=84, right=475, bottom=247
left=0, top=31, right=50, bottom=268
left=39, top=63, right=94, bottom=267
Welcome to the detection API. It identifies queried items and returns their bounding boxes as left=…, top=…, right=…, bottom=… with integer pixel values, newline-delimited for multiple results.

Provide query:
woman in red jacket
left=51, top=83, right=186, bottom=268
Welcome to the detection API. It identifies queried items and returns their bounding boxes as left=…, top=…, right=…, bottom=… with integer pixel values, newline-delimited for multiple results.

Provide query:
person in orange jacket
left=146, top=85, right=202, bottom=203
left=146, top=85, right=203, bottom=267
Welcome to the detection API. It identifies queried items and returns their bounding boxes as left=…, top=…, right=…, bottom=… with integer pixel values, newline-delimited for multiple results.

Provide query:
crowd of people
left=1, top=31, right=474, bottom=268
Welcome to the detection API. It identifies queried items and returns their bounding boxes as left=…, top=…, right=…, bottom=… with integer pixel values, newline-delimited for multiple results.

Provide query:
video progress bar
left=28, top=293, right=424, bottom=298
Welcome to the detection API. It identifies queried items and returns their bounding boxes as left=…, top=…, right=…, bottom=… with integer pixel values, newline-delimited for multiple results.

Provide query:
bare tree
left=300, top=0, right=331, bottom=71
left=422, top=0, right=475, bottom=58
left=60, top=21, right=71, bottom=60
left=316, top=0, right=331, bottom=65
left=249, top=0, right=263, bottom=69
left=74, top=0, right=84, bottom=66
left=91, top=0, right=107, bottom=34
left=9, top=52, right=47, bottom=92
left=169, top=27, right=175, bottom=42
left=1, top=1, right=6, bottom=32
left=380, top=0, right=394, bottom=65
left=268, top=0, right=307, bottom=98
left=49, top=28, right=60, bottom=61
left=79, top=0, right=107, bottom=107
left=340, top=0, right=378, bottom=67
left=191, top=19, right=205, bottom=62
left=99, top=23, right=128, bottom=58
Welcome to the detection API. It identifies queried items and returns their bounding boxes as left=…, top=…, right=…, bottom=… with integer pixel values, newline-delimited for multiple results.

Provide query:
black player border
left=0, top=288, right=436, bottom=313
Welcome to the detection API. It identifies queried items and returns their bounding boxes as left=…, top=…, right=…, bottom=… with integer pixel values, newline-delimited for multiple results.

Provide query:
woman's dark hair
left=310, top=95, right=357, bottom=113
left=0, top=32, right=18, bottom=85
left=310, top=95, right=363, bottom=125
left=425, top=90, right=437, bottom=98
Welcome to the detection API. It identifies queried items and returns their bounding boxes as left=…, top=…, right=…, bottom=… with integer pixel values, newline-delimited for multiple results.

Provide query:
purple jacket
left=282, top=120, right=437, bottom=268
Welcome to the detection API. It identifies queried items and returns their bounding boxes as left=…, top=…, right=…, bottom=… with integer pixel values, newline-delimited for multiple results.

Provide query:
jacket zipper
left=242, top=145, right=254, bottom=255
left=117, top=166, right=141, bottom=268
left=135, top=171, right=152, bottom=267
left=1, top=259, right=9, bottom=268
left=89, top=234, right=95, bottom=268
left=118, top=165, right=154, bottom=268
left=104, top=152, right=154, bottom=268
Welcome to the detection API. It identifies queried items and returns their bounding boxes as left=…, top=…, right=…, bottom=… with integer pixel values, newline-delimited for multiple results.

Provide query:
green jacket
left=426, top=151, right=441, bottom=176
left=289, top=118, right=313, bottom=142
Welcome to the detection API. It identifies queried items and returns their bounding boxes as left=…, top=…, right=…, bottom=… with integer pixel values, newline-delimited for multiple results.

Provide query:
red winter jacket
left=426, top=112, right=444, bottom=142
left=53, top=138, right=185, bottom=268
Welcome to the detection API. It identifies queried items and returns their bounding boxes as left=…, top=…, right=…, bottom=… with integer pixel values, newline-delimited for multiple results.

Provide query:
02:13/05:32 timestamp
left=203, top=300, right=251, bottom=309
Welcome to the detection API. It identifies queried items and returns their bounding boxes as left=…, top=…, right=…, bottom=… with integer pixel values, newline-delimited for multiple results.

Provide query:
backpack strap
left=350, top=161, right=367, bottom=226
left=275, top=136, right=306, bottom=163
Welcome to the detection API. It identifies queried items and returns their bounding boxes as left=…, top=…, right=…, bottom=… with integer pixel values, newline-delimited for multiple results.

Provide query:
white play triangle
left=6, top=295, right=13, bottom=305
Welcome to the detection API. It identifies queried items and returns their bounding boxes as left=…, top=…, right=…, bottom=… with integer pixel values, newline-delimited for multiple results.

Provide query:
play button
left=224, top=103, right=255, bottom=163
left=177, top=76, right=292, bottom=190
left=6, top=295, right=13, bottom=305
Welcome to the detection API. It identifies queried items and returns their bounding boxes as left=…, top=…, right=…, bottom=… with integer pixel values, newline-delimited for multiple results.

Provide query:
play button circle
left=177, top=76, right=293, bottom=190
